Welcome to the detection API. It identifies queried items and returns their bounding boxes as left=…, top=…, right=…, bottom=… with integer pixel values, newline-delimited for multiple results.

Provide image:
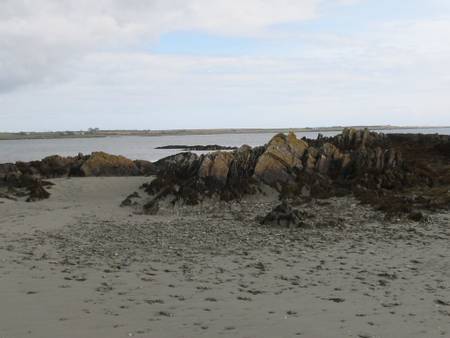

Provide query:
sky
left=1, top=0, right=450, bottom=132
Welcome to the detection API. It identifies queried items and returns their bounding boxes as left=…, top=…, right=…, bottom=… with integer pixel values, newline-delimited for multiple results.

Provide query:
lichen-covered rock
left=134, top=160, right=156, bottom=176
left=287, top=131, right=309, bottom=158
left=254, top=133, right=305, bottom=187
left=2, top=152, right=158, bottom=202
left=198, top=151, right=234, bottom=187
left=305, top=147, right=319, bottom=172
left=139, top=129, right=415, bottom=211
left=254, top=153, right=294, bottom=187
left=80, top=152, right=140, bottom=177
left=114, top=129, right=450, bottom=217
left=335, top=127, right=385, bottom=149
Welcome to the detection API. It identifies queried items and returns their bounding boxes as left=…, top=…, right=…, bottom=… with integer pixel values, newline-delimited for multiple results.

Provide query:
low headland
left=1, top=125, right=448, bottom=140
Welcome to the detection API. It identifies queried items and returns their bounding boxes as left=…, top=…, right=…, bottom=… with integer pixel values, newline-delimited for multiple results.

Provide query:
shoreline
left=1, top=125, right=449, bottom=141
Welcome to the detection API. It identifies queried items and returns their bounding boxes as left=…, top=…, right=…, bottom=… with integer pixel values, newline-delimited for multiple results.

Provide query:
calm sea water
left=1, top=128, right=449, bottom=163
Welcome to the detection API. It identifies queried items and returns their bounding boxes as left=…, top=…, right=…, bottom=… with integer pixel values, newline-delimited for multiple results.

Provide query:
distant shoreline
left=1, top=126, right=449, bottom=141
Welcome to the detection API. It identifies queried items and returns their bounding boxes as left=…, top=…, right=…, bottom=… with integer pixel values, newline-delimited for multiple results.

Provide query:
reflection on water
left=1, top=128, right=449, bottom=163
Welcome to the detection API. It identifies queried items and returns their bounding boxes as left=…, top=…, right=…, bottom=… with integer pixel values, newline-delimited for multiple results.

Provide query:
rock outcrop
left=2, top=129, right=449, bottom=215
left=156, top=144, right=237, bottom=151
left=254, top=132, right=306, bottom=187
left=1, top=152, right=155, bottom=201
left=141, top=144, right=266, bottom=212
left=80, top=152, right=140, bottom=177
left=0, top=165, right=52, bottom=202
left=26, top=179, right=52, bottom=202
left=257, top=201, right=305, bottom=227
left=198, top=152, right=235, bottom=187
left=139, top=129, right=450, bottom=217
left=0, top=163, right=21, bottom=186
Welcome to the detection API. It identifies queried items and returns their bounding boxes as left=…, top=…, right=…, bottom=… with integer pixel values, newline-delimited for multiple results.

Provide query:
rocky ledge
left=137, top=128, right=450, bottom=219
left=156, top=144, right=237, bottom=151
left=0, top=152, right=154, bottom=201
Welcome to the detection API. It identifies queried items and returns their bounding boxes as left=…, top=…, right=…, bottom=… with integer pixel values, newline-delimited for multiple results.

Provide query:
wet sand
left=1, top=177, right=449, bottom=338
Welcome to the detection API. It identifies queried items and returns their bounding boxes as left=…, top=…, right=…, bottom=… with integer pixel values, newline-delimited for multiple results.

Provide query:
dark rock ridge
left=1, top=152, right=155, bottom=201
left=156, top=144, right=237, bottom=151
left=142, top=145, right=265, bottom=212
left=141, top=129, right=450, bottom=217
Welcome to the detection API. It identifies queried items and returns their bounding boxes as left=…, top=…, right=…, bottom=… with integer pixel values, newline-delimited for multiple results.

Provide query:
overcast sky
left=1, top=0, right=450, bottom=132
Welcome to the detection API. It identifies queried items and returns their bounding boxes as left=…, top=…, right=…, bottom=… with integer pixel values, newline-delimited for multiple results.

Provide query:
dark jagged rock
left=152, top=152, right=202, bottom=178
left=141, top=153, right=205, bottom=209
left=222, top=145, right=265, bottom=201
left=143, top=199, right=160, bottom=215
left=18, top=154, right=87, bottom=178
left=133, top=160, right=156, bottom=176
left=409, top=211, right=425, bottom=222
left=26, top=179, right=51, bottom=202
left=120, top=192, right=141, bottom=207
left=139, top=129, right=450, bottom=217
left=156, top=144, right=237, bottom=151
left=0, top=163, right=21, bottom=187
left=258, top=201, right=305, bottom=227
left=0, top=168, right=52, bottom=202
left=0, top=163, right=19, bottom=176
left=142, top=144, right=267, bottom=209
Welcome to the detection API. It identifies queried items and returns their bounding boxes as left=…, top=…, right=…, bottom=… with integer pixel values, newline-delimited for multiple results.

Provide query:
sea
left=1, top=128, right=449, bottom=163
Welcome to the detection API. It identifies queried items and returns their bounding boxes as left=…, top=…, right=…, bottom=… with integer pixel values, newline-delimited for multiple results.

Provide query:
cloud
left=4, top=17, right=450, bottom=131
left=0, top=0, right=328, bottom=92
left=1, top=0, right=450, bottom=130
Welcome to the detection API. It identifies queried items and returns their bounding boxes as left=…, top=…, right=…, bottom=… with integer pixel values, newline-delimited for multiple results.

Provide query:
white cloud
left=0, top=0, right=449, bottom=129
left=0, top=0, right=326, bottom=92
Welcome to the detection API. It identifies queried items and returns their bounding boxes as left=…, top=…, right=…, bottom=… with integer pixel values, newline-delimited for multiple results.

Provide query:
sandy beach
left=1, top=177, right=449, bottom=338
